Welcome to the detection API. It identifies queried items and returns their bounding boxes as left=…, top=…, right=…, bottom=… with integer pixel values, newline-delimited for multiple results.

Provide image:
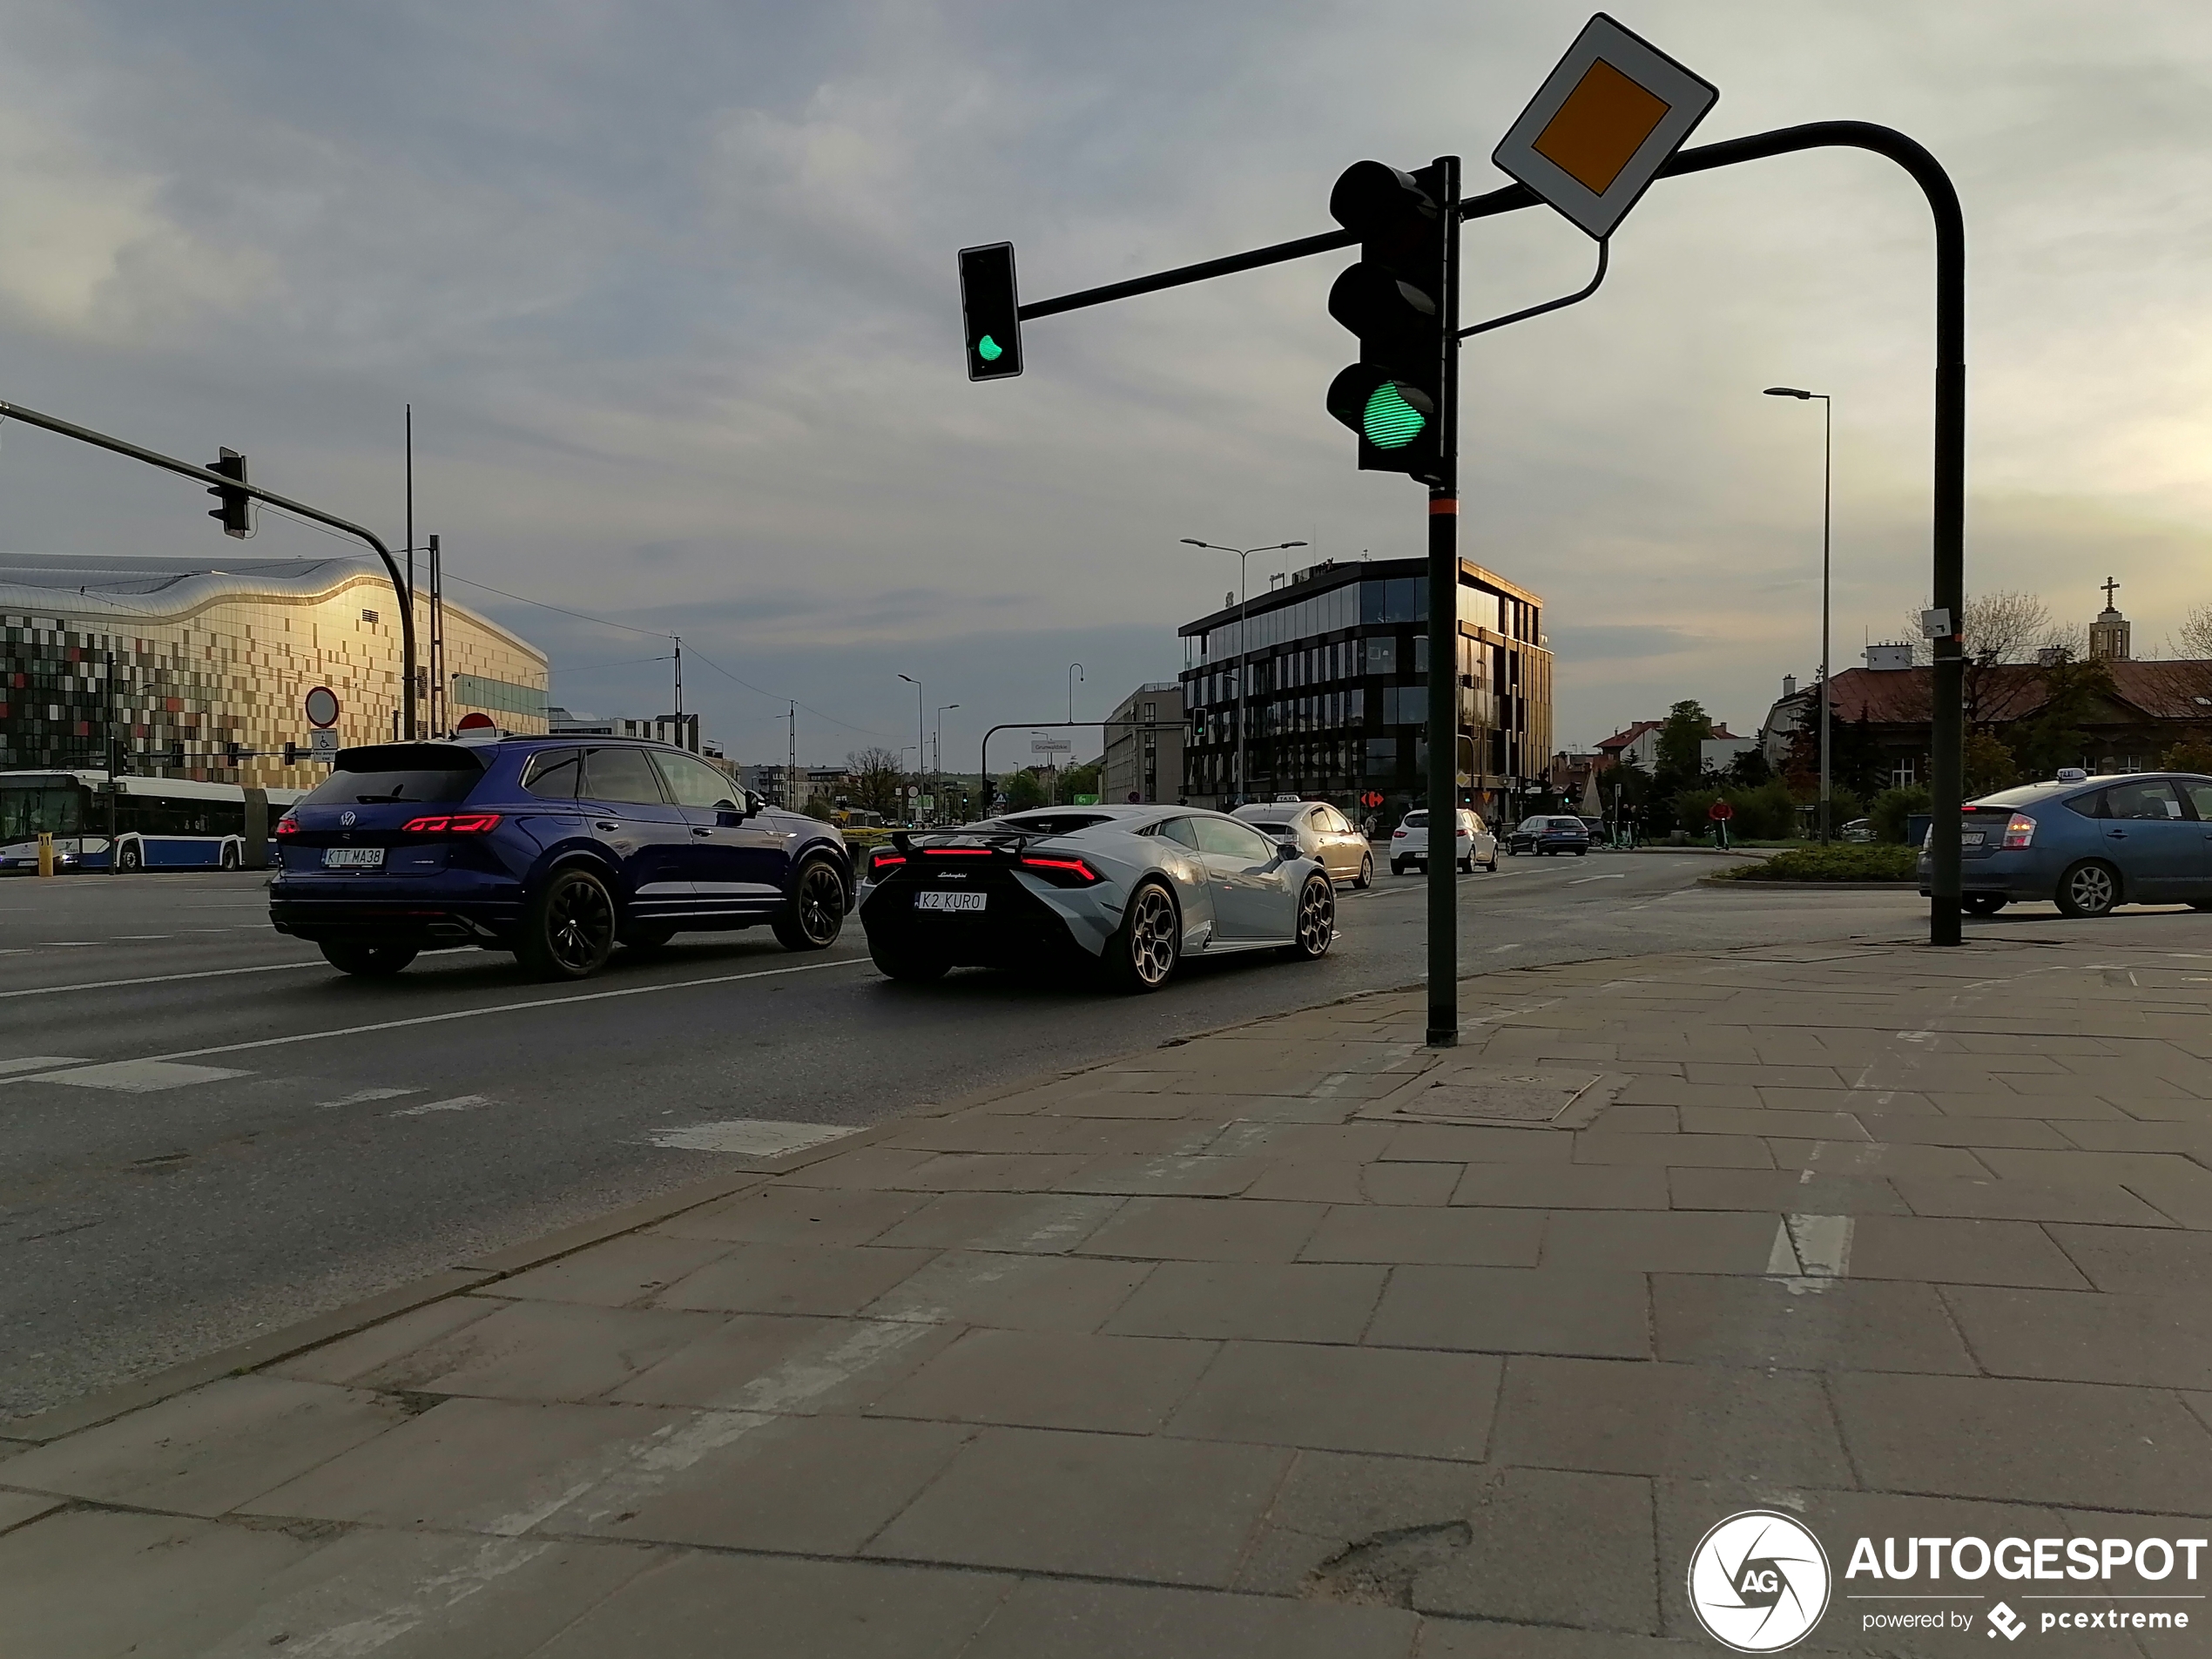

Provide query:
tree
left=1963, top=730, right=2020, bottom=798
left=1725, top=746, right=1772, bottom=789
left=846, top=747, right=908, bottom=819
left=1062, top=759, right=1102, bottom=802
left=2005, top=657, right=2117, bottom=780
left=1001, top=768, right=1049, bottom=812
left=2179, top=603, right=2212, bottom=661
left=1904, top=590, right=2059, bottom=667
left=1655, top=701, right=1714, bottom=782
left=2161, top=733, right=2212, bottom=775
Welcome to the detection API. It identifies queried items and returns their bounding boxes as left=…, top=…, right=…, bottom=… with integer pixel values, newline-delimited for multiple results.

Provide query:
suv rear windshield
left=307, top=745, right=486, bottom=806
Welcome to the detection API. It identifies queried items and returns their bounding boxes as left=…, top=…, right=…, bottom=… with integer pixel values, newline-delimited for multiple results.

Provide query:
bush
left=1721, top=844, right=1918, bottom=882
left=1670, top=778, right=1808, bottom=841
left=1869, top=786, right=1932, bottom=844
left=2161, top=734, right=2212, bottom=775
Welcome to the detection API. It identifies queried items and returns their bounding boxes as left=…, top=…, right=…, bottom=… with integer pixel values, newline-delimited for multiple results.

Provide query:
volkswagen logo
left=1687, top=1511, right=1830, bottom=1652
left=340, top=811, right=356, bottom=826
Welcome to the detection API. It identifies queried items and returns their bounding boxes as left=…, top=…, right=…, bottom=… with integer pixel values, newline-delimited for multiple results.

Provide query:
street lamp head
left=1764, top=387, right=1812, bottom=399
left=1280, top=541, right=1310, bottom=550
left=897, top=672, right=918, bottom=685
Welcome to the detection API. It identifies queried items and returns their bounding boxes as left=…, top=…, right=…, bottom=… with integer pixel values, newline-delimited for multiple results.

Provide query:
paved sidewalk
left=4, top=930, right=2210, bottom=1656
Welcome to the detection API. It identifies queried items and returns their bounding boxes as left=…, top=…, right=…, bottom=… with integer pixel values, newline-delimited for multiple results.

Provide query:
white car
left=1390, top=807, right=1498, bottom=874
left=856, top=805, right=1336, bottom=992
left=1232, top=799, right=1373, bottom=888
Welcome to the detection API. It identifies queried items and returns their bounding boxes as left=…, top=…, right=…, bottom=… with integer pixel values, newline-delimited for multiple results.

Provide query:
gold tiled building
left=1, top=555, right=548, bottom=789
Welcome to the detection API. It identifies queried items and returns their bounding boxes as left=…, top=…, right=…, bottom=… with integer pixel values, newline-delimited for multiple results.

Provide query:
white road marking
left=1568, top=873, right=1627, bottom=884
left=318, top=1086, right=422, bottom=1108
left=29, top=1059, right=252, bottom=1093
left=1789, top=1213, right=1855, bottom=1278
left=0, top=1055, right=91, bottom=1076
left=28, top=954, right=873, bottom=1072
left=0, top=959, right=327, bottom=1001
left=649, top=1119, right=860, bottom=1156
left=1487, top=943, right=1523, bottom=953
left=390, top=1094, right=492, bottom=1116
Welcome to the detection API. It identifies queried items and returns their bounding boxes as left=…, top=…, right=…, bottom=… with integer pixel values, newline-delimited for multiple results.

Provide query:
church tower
left=2087, top=577, right=2131, bottom=662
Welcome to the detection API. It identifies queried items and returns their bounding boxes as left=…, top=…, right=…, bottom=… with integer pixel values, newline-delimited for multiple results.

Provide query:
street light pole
left=1764, top=387, right=1834, bottom=844
left=898, top=673, right=923, bottom=825
left=1179, top=538, right=1307, bottom=806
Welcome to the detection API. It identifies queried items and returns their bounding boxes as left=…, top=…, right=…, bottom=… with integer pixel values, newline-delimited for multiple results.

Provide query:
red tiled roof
left=1817, top=660, right=2212, bottom=727
left=1597, top=720, right=1662, bottom=752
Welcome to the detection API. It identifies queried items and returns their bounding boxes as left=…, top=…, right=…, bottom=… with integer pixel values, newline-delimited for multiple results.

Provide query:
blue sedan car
left=1919, top=770, right=2212, bottom=918
left=270, top=734, right=851, bottom=978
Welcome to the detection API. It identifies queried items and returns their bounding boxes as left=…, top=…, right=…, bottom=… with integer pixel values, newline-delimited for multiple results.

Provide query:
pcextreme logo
left=1688, top=1511, right=1832, bottom=1652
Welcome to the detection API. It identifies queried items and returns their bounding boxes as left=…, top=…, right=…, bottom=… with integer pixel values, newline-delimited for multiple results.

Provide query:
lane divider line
left=35, top=954, right=876, bottom=1072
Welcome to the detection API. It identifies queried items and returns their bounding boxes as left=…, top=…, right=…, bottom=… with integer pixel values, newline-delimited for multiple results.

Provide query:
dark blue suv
left=269, top=735, right=851, bottom=980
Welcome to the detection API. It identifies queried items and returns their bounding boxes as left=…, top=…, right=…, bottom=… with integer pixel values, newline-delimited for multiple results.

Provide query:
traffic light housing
left=206, top=448, right=251, bottom=538
left=1325, top=161, right=1447, bottom=482
left=958, top=242, right=1023, bottom=381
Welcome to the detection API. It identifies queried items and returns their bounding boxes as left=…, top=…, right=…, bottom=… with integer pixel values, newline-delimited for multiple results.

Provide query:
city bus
left=0, top=771, right=305, bottom=873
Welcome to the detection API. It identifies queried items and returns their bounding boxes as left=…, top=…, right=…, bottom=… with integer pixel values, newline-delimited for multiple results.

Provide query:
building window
left=1366, top=636, right=1398, bottom=675
left=1891, top=759, right=1918, bottom=789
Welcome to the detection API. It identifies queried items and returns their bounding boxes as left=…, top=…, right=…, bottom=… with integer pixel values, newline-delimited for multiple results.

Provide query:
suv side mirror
left=743, top=789, right=767, bottom=817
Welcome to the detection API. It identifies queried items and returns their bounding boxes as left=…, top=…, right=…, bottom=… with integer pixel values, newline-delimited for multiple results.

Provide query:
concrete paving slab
left=0, top=1507, right=328, bottom=1659
left=1419, top=1622, right=1706, bottom=1657
left=652, top=1242, right=938, bottom=1315
left=1365, top=1266, right=1649, bottom=1359
left=1664, top=1170, right=1905, bottom=1214
left=1163, top=1340, right=1499, bottom=1460
left=481, top=1236, right=738, bottom=1308
left=1587, top=1104, right=1682, bottom=1134
left=1769, top=1140, right=1993, bottom=1179
left=1229, top=1447, right=1494, bottom=1596
left=1940, top=1285, right=2212, bottom=1389
left=652, top=1183, right=934, bottom=1244
left=860, top=1250, right=1154, bottom=1332
left=1057, top=1154, right=1270, bottom=1196
left=2045, top=1223, right=2212, bottom=1292
left=267, top=1293, right=504, bottom=1386
left=774, top=1145, right=944, bottom=1189
left=1453, top=1164, right=1671, bottom=1210
left=961, top=1578, right=1419, bottom=1659
left=402, top=1300, right=727, bottom=1401
left=1542, top=1211, right=1784, bottom=1275
left=866, top=1328, right=1215, bottom=1433
left=867, top=1190, right=1124, bottom=1254
left=1379, top=1123, right=1574, bottom=1163
left=866, top=1425, right=1291, bottom=1585
left=182, top=1528, right=661, bottom=1659
left=529, top=1551, right=1013, bottom=1659
left=1842, top=1216, right=2093, bottom=1288
left=1832, top=1372, right=2212, bottom=1514
left=565, top=1412, right=974, bottom=1553
left=1652, top=1275, right=1979, bottom=1373
left=1298, top=1204, right=1544, bottom=1265
left=0, top=1488, right=63, bottom=1534
left=1361, top=1162, right=1467, bottom=1205
left=1890, top=1176, right=2172, bottom=1226
left=1102, top=1260, right=1388, bottom=1343
left=1678, top=1107, right=1871, bottom=1139
left=0, top=1375, right=408, bottom=1516
left=611, top=1312, right=958, bottom=1413
left=1491, top=1356, right=1853, bottom=1485
left=1077, top=1194, right=1327, bottom=1261
left=1572, top=1133, right=1776, bottom=1170
left=1409, top=1466, right=1658, bottom=1633
left=239, top=1395, right=689, bottom=1531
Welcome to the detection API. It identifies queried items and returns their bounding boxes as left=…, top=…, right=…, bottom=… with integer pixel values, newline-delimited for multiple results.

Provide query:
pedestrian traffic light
left=206, top=448, right=251, bottom=538
left=1325, top=161, right=1447, bottom=482
left=958, top=242, right=1022, bottom=381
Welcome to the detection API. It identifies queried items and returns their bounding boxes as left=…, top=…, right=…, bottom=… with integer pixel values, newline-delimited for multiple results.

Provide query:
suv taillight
left=2003, top=813, right=2035, bottom=850
left=401, top=813, right=502, bottom=833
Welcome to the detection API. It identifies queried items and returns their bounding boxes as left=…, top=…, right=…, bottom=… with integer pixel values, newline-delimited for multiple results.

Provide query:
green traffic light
left=977, top=334, right=1003, bottom=362
left=1362, top=382, right=1426, bottom=449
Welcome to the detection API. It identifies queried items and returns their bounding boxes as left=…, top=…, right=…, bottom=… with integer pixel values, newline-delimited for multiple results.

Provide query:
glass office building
left=2, top=554, right=549, bottom=786
left=1177, top=556, right=1551, bottom=821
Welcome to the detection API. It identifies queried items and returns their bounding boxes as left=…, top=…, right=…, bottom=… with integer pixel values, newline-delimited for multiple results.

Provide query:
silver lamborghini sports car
left=855, top=805, right=1337, bottom=991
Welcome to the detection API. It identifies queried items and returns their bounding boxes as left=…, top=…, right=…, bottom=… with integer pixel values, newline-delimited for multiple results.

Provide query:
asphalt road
left=0, top=852, right=1940, bottom=1420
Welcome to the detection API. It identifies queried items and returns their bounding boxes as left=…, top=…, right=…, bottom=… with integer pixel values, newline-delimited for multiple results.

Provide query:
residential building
left=1177, top=555, right=1551, bottom=821
left=1101, top=681, right=1185, bottom=805
left=1596, top=719, right=1754, bottom=773
left=549, top=708, right=705, bottom=753
left=2, top=553, right=546, bottom=786
left=1757, top=620, right=2212, bottom=787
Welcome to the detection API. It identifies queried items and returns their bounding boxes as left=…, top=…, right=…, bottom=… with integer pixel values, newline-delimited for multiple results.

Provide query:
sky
left=0, top=0, right=2208, bottom=766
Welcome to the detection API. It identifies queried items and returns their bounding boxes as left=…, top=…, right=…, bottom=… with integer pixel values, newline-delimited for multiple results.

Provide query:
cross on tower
left=2101, top=576, right=2120, bottom=610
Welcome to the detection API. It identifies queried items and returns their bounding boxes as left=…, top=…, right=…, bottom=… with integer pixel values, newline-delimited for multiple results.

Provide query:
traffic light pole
left=0, top=397, right=419, bottom=741
left=998, top=118, right=1965, bottom=951
left=1425, top=156, right=1462, bottom=1048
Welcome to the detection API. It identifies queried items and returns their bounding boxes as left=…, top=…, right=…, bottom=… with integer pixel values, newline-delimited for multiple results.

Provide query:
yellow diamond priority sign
left=1493, top=13, right=1717, bottom=240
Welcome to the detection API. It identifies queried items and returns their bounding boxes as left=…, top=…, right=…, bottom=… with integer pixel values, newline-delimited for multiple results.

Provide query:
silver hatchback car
left=1918, top=771, right=2212, bottom=917
left=1233, top=799, right=1374, bottom=888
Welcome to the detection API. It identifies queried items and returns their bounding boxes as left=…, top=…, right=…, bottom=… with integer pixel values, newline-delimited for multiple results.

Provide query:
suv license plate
left=914, top=889, right=986, bottom=913
left=323, top=847, right=385, bottom=869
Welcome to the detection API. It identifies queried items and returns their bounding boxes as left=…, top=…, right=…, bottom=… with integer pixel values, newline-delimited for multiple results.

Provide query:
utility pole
left=427, top=534, right=446, bottom=738
left=672, top=635, right=684, bottom=726
left=1424, top=157, right=1462, bottom=1049
left=787, top=703, right=797, bottom=808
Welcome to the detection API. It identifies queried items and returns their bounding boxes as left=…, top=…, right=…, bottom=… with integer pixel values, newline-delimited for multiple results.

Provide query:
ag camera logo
left=1689, top=1510, right=1831, bottom=1652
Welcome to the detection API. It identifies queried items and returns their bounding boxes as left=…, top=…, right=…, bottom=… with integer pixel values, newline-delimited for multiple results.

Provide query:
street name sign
left=1493, top=13, right=1717, bottom=240
left=1031, top=738, right=1073, bottom=756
